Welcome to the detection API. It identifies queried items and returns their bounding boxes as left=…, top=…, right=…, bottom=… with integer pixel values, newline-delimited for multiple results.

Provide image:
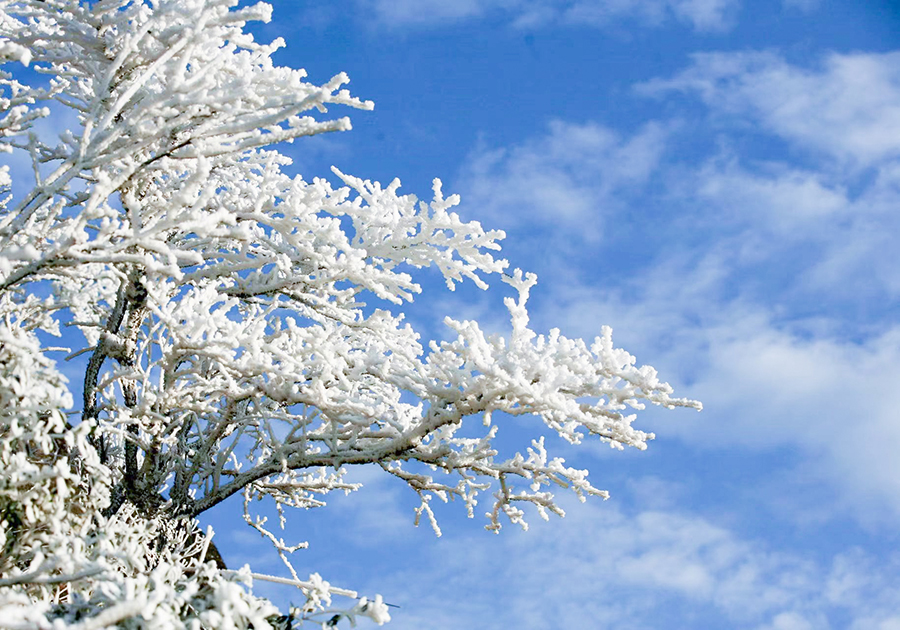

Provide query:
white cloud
left=326, top=464, right=414, bottom=544
left=638, top=50, right=900, bottom=166
left=669, top=0, right=739, bottom=30
left=559, top=0, right=739, bottom=31
left=541, top=259, right=900, bottom=524
left=493, top=138, right=899, bottom=524
left=327, top=494, right=900, bottom=628
left=459, top=119, right=669, bottom=242
left=280, top=43, right=900, bottom=629
left=683, top=156, right=900, bottom=301
left=356, top=0, right=740, bottom=32
left=357, top=0, right=489, bottom=26
left=781, top=0, right=820, bottom=12
left=460, top=52, right=900, bottom=310
left=694, top=159, right=849, bottom=232
left=451, top=50, right=900, bottom=528
left=756, top=611, right=820, bottom=630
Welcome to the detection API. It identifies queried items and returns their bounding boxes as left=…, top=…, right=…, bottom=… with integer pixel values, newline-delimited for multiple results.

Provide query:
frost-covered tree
left=0, top=0, right=701, bottom=627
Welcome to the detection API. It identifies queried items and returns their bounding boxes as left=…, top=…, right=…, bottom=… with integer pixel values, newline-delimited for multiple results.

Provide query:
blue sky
left=193, top=1, right=900, bottom=628
left=196, top=1, right=900, bottom=628
left=7, top=0, right=898, bottom=627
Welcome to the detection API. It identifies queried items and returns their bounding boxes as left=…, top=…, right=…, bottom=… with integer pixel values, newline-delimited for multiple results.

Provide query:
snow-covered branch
left=0, top=0, right=699, bottom=627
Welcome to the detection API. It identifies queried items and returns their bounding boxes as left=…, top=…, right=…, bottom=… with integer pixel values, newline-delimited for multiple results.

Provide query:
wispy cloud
left=451, top=48, right=900, bottom=527
left=335, top=496, right=900, bottom=629
left=684, top=318, right=900, bottom=523
left=633, top=51, right=900, bottom=306
left=354, top=0, right=741, bottom=32
left=458, top=119, right=669, bottom=243
left=637, top=50, right=900, bottom=167
left=558, top=0, right=740, bottom=32
left=354, top=0, right=490, bottom=27
left=693, top=159, right=849, bottom=232
left=781, top=0, right=820, bottom=12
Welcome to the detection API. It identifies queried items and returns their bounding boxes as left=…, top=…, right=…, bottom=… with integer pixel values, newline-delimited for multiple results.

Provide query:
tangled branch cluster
left=0, top=0, right=699, bottom=627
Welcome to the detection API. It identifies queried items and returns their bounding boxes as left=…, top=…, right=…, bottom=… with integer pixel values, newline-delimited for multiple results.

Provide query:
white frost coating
left=0, top=40, right=30, bottom=66
left=0, top=0, right=699, bottom=627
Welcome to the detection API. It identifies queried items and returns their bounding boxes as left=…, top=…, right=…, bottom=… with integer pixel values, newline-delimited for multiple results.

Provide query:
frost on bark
left=0, top=0, right=700, bottom=627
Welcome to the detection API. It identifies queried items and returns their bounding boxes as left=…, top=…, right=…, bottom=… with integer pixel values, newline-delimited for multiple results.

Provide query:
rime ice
left=0, top=0, right=699, bottom=627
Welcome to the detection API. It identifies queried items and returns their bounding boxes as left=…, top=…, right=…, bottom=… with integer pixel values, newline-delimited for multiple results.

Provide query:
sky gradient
left=72, top=1, right=900, bottom=628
